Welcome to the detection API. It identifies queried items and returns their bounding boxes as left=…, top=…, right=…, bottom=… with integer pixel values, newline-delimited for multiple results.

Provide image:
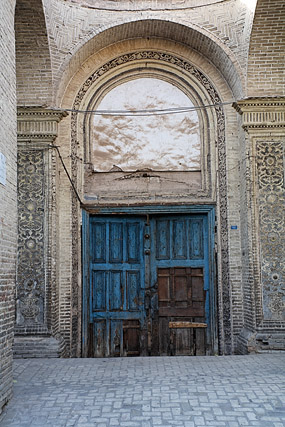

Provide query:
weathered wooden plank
left=169, top=321, right=207, bottom=329
left=195, top=328, right=206, bottom=356
left=159, top=307, right=204, bottom=317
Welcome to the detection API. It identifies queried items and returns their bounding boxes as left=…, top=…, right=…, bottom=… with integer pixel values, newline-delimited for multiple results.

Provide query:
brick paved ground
left=0, top=354, right=284, bottom=427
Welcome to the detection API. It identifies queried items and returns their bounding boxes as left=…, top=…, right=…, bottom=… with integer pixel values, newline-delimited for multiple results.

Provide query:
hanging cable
left=78, top=0, right=230, bottom=12
left=51, top=100, right=234, bottom=117
left=52, top=145, right=83, bottom=206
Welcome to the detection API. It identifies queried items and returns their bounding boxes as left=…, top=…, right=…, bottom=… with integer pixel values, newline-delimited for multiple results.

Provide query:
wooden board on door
left=157, top=267, right=206, bottom=355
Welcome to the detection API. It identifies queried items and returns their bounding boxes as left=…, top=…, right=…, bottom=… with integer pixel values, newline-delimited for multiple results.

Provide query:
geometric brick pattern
left=1, top=355, right=285, bottom=426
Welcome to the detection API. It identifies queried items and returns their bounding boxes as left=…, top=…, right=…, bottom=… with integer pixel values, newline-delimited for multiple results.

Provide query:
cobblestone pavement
left=0, top=355, right=284, bottom=427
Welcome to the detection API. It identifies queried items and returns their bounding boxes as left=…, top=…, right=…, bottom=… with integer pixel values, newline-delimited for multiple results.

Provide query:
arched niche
left=55, top=19, right=244, bottom=105
left=87, top=77, right=201, bottom=173
left=77, top=51, right=220, bottom=204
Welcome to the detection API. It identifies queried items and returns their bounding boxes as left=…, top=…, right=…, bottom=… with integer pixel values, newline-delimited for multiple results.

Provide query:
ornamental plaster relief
left=256, top=141, right=285, bottom=321
left=17, top=150, right=46, bottom=329
left=234, top=97, right=285, bottom=327
left=16, top=108, right=67, bottom=333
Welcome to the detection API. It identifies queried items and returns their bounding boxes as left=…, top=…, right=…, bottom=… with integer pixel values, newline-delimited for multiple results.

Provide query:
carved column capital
left=233, top=97, right=285, bottom=133
left=17, top=106, right=68, bottom=145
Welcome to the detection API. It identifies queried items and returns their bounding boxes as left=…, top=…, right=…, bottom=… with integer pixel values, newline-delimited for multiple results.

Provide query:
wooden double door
left=84, top=213, right=212, bottom=357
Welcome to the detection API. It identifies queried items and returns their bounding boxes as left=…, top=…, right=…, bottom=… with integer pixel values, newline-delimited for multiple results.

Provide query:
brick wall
left=247, top=0, right=285, bottom=96
left=15, top=0, right=52, bottom=106
left=0, top=0, right=17, bottom=414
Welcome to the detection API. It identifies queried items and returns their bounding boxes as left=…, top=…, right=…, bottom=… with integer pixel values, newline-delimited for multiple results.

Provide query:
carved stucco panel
left=17, top=150, right=46, bottom=327
left=256, top=141, right=285, bottom=321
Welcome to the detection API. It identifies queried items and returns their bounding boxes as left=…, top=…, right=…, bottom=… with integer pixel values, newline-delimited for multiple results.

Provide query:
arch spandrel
left=56, top=19, right=244, bottom=105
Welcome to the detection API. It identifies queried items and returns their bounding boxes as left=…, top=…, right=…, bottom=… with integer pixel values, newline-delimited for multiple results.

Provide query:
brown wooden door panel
left=158, top=307, right=204, bottom=317
left=157, top=267, right=206, bottom=355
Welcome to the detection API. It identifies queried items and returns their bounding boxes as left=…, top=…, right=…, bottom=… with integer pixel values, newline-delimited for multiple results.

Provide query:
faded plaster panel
left=91, top=78, right=200, bottom=172
left=84, top=170, right=203, bottom=205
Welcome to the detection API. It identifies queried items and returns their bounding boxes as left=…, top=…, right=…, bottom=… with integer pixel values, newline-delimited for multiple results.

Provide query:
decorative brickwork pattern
left=44, top=0, right=246, bottom=102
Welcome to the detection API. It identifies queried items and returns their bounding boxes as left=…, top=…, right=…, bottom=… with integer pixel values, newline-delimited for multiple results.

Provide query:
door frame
left=82, top=204, right=216, bottom=357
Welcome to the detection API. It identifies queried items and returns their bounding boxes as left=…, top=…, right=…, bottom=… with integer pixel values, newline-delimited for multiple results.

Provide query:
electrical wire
left=53, top=145, right=83, bottom=206
left=51, top=100, right=234, bottom=117
left=73, top=0, right=230, bottom=12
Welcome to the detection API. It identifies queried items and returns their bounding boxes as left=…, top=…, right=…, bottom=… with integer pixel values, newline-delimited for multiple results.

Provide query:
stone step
left=13, top=336, right=67, bottom=359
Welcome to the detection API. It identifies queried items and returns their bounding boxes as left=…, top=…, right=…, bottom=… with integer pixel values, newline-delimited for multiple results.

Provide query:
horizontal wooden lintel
left=169, top=321, right=207, bottom=329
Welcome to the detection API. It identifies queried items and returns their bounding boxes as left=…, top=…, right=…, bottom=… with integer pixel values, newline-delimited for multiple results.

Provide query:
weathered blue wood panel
left=156, top=220, right=170, bottom=259
left=173, top=220, right=187, bottom=260
left=109, top=271, right=123, bottom=311
left=150, top=214, right=212, bottom=355
left=92, top=271, right=106, bottom=311
left=93, top=320, right=106, bottom=357
left=109, top=222, right=123, bottom=263
left=91, top=222, right=106, bottom=263
left=127, top=271, right=140, bottom=311
left=189, top=219, right=204, bottom=259
left=127, top=222, right=140, bottom=263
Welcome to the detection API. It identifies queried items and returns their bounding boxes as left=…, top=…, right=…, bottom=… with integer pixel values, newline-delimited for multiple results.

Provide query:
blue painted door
left=86, top=213, right=212, bottom=357
left=89, top=216, right=146, bottom=357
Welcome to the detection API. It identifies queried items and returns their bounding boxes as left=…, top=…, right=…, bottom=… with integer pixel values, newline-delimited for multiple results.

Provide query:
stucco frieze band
left=233, top=98, right=285, bottom=131
left=17, top=107, right=68, bottom=142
